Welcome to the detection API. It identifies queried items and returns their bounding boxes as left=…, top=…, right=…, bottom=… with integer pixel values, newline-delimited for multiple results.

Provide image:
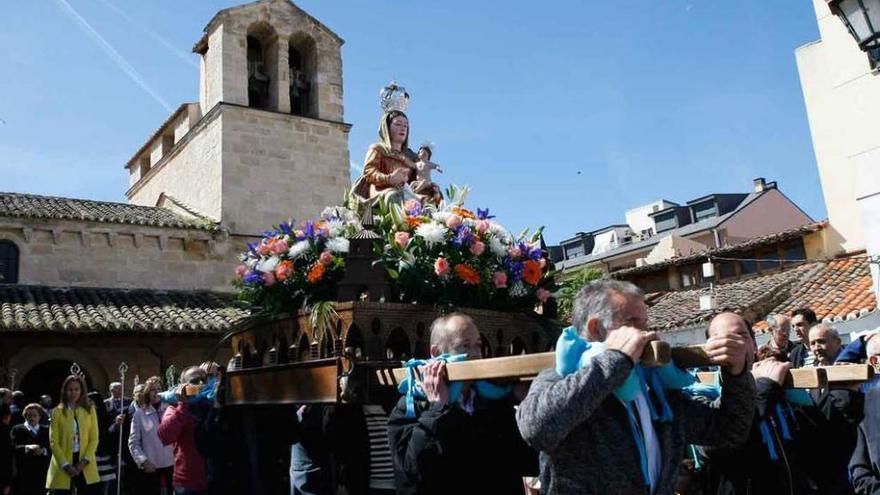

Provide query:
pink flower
left=257, top=244, right=271, bottom=256
left=536, top=288, right=551, bottom=303
left=509, top=246, right=523, bottom=258
left=492, top=272, right=508, bottom=288
left=476, top=220, right=490, bottom=235
left=235, top=265, right=248, bottom=279
left=319, top=250, right=334, bottom=266
left=295, top=230, right=305, bottom=239
left=262, top=271, right=276, bottom=286
left=270, top=238, right=289, bottom=255
left=470, top=241, right=486, bottom=256
left=434, top=257, right=450, bottom=277
left=394, top=232, right=411, bottom=248
left=404, top=199, right=421, bottom=212
left=446, top=215, right=462, bottom=229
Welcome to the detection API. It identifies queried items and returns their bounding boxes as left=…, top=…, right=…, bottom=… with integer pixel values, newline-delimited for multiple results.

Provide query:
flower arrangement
left=233, top=185, right=554, bottom=314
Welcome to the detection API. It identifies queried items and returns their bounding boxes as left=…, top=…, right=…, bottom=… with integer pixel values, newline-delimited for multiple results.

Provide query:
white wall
left=626, top=200, right=677, bottom=237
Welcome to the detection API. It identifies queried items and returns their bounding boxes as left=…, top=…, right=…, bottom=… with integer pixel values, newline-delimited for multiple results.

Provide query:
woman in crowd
left=47, top=375, right=101, bottom=495
left=87, top=390, right=119, bottom=491
left=129, top=378, right=174, bottom=494
left=10, top=403, right=51, bottom=495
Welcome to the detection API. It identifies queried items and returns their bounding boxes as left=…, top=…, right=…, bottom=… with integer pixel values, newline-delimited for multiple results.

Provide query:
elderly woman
left=129, top=377, right=174, bottom=495
left=11, top=403, right=51, bottom=495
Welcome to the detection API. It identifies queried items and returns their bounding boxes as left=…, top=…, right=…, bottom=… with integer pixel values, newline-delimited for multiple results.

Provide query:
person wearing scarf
left=387, top=313, right=537, bottom=495
left=516, top=280, right=755, bottom=495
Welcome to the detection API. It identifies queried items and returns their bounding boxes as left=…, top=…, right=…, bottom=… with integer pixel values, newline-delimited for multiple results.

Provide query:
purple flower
left=504, top=258, right=524, bottom=282
left=263, top=230, right=277, bottom=240
left=452, top=226, right=475, bottom=248
left=243, top=271, right=263, bottom=286
left=278, top=221, right=293, bottom=236
left=529, top=248, right=544, bottom=261
left=246, top=242, right=259, bottom=257
left=476, top=208, right=495, bottom=220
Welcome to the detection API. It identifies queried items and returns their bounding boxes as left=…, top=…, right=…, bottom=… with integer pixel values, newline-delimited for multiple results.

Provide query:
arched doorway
left=19, top=360, right=94, bottom=405
left=509, top=337, right=527, bottom=356
left=345, top=324, right=365, bottom=359
left=385, top=327, right=411, bottom=361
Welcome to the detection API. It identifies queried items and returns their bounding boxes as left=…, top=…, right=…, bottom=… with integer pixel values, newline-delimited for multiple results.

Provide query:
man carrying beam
left=386, top=313, right=537, bottom=495
left=515, top=280, right=756, bottom=495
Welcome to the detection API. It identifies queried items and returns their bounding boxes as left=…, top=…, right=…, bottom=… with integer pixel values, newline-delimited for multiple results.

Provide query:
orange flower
left=275, top=260, right=294, bottom=282
left=452, top=207, right=476, bottom=220
left=307, top=263, right=326, bottom=283
left=522, top=259, right=543, bottom=285
left=454, top=264, right=481, bottom=285
left=405, top=216, right=426, bottom=229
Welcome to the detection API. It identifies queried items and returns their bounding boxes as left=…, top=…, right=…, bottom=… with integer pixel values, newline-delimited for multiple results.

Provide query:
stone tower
left=125, top=0, right=351, bottom=236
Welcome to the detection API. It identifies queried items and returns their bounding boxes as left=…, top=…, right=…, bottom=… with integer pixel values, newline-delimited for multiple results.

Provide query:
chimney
left=753, top=177, right=766, bottom=193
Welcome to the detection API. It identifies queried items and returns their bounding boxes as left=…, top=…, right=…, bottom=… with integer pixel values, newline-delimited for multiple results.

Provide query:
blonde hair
left=134, top=376, right=162, bottom=407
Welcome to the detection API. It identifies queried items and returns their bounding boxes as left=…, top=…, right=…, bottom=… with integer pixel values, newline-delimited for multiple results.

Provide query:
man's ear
left=586, top=317, right=601, bottom=341
left=430, top=344, right=441, bottom=358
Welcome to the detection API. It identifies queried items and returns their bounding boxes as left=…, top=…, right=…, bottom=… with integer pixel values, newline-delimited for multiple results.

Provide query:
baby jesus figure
left=409, top=144, right=443, bottom=205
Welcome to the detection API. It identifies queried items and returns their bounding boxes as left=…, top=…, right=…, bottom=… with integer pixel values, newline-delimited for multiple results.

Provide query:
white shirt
left=633, top=391, right=662, bottom=493
left=25, top=422, right=41, bottom=436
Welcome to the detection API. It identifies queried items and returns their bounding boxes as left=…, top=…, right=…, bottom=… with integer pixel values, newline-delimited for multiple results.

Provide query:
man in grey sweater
left=516, top=280, right=756, bottom=494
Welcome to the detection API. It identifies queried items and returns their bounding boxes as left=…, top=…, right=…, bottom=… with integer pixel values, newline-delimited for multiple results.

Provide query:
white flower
left=489, top=237, right=508, bottom=258
left=415, top=222, right=449, bottom=247
left=256, top=256, right=280, bottom=273
left=322, top=206, right=358, bottom=224
left=288, top=240, right=311, bottom=259
left=326, top=237, right=350, bottom=254
left=488, top=222, right=510, bottom=240
left=509, top=281, right=527, bottom=297
left=245, top=257, right=258, bottom=269
left=432, top=211, right=452, bottom=224
left=325, top=218, right=345, bottom=237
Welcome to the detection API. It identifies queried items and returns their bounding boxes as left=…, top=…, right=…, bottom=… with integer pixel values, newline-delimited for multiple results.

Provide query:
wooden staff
left=116, top=362, right=128, bottom=495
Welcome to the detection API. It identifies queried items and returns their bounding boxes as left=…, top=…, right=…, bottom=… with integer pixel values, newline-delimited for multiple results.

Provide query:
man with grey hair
left=387, top=312, right=537, bottom=495
left=758, top=314, right=796, bottom=361
left=808, top=323, right=844, bottom=366
left=516, top=280, right=755, bottom=494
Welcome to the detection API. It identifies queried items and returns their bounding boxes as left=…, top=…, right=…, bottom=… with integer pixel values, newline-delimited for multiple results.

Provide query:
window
left=288, top=34, right=317, bottom=118
left=757, top=249, right=780, bottom=271
left=740, top=259, right=757, bottom=275
left=680, top=267, right=702, bottom=288
left=0, top=241, right=18, bottom=283
left=783, top=241, right=806, bottom=263
left=565, top=244, right=584, bottom=259
left=654, top=212, right=678, bottom=233
left=691, top=201, right=717, bottom=222
left=718, top=261, right=736, bottom=280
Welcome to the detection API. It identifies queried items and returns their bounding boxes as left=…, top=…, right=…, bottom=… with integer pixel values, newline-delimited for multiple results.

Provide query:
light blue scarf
left=158, top=376, right=218, bottom=406
left=398, top=354, right=513, bottom=418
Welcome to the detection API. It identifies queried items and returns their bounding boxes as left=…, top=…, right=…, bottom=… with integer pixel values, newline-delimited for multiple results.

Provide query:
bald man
left=387, top=313, right=536, bottom=495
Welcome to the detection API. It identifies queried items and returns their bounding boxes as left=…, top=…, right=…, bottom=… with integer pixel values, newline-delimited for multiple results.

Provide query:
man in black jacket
left=788, top=308, right=818, bottom=368
left=387, top=313, right=537, bottom=495
left=849, top=336, right=880, bottom=494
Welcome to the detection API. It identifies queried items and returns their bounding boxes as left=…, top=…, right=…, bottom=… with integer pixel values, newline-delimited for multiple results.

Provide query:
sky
left=0, top=1, right=824, bottom=244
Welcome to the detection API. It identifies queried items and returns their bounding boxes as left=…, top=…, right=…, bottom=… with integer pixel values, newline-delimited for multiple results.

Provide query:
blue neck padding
left=159, top=376, right=218, bottom=406
left=398, top=354, right=513, bottom=418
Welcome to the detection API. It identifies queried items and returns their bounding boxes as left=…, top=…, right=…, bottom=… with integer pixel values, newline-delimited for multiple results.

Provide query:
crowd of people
left=0, top=279, right=878, bottom=494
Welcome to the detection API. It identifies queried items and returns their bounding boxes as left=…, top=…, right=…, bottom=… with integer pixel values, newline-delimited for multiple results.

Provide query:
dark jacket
left=516, top=349, right=756, bottom=495
left=699, top=377, right=814, bottom=495
left=11, top=423, right=51, bottom=494
left=0, top=424, right=11, bottom=490
left=788, top=343, right=810, bottom=369
left=388, top=392, right=537, bottom=495
left=850, top=384, right=880, bottom=494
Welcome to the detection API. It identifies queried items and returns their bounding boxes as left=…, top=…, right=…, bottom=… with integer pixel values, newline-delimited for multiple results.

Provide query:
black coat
left=387, top=393, right=537, bottom=495
left=850, top=384, right=880, bottom=494
left=10, top=423, right=50, bottom=494
left=788, top=343, right=810, bottom=369
left=0, top=425, right=11, bottom=490
left=699, top=377, right=814, bottom=495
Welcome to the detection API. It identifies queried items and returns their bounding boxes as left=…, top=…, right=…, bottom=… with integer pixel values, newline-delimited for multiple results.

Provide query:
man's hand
left=175, top=384, right=188, bottom=404
left=605, top=326, right=658, bottom=363
left=115, top=414, right=125, bottom=425
left=25, top=444, right=39, bottom=454
left=752, top=359, right=790, bottom=385
left=705, top=332, right=748, bottom=376
left=142, top=460, right=156, bottom=474
left=421, top=360, right=449, bottom=404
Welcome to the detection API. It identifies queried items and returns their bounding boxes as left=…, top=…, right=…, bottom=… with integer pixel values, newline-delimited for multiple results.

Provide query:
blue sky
left=0, top=1, right=823, bottom=244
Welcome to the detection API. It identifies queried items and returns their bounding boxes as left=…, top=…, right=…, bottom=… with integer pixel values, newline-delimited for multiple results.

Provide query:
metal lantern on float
left=826, top=0, right=880, bottom=66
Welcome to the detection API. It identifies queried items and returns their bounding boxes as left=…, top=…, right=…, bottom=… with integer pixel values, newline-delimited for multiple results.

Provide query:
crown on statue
left=380, top=80, right=410, bottom=113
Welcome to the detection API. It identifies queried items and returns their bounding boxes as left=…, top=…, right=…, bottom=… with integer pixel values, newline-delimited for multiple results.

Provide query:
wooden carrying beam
left=696, top=368, right=828, bottom=389
left=386, top=341, right=673, bottom=385
left=226, top=358, right=342, bottom=405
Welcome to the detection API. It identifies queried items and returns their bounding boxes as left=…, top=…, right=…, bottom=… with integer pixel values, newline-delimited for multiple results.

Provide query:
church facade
left=0, top=0, right=352, bottom=401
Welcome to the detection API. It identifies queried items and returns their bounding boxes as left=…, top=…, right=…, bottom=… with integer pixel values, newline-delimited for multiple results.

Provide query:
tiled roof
left=764, top=256, right=877, bottom=325
left=647, top=264, right=816, bottom=331
left=0, top=192, right=218, bottom=231
left=0, top=285, right=248, bottom=332
left=612, top=222, right=826, bottom=278
left=647, top=256, right=877, bottom=331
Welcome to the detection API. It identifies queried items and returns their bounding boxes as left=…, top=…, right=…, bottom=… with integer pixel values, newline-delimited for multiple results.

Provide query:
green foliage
left=556, top=268, right=604, bottom=323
